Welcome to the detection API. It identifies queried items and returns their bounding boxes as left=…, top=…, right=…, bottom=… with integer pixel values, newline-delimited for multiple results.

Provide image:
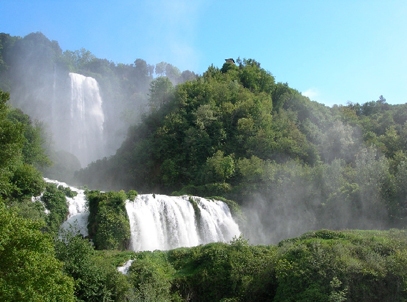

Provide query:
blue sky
left=1, top=0, right=407, bottom=106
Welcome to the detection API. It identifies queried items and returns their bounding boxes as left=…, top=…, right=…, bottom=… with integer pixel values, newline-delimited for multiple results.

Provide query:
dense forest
left=1, top=31, right=407, bottom=301
left=76, top=57, right=407, bottom=243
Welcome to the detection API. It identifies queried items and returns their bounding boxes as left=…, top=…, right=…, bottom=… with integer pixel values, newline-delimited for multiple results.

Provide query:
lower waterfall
left=51, top=180, right=240, bottom=251
left=126, top=194, right=241, bottom=251
left=46, top=178, right=89, bottom=237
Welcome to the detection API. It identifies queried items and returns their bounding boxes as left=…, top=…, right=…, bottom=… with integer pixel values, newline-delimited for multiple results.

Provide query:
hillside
left=1, top=31, right=407, bottom=301
left=77, top=58, right=407, bottom=243
left=0, top=32, right=196, bottom=177
left=104, top=229, right=407, bottom=302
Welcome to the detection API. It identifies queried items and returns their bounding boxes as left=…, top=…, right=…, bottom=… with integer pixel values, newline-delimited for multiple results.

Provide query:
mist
left=1, top=32, right=405, bottom=248
left=241, top=124, right=391, bottom=245
left=1, top=32, right=196, bottom=180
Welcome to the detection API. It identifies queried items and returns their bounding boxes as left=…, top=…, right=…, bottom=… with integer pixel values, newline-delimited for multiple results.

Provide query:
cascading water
left=54, top=73, right=104, bottom=166
left=65, top=73, right=105, bottom=167
left=117, top=260, right=135, bottom=275
left=10, top=62, right=108, bottom=168
left=126, top=194, right=241, bottom=251
left=46, top=178, right=89, bottom=237
left=52, top=179, right=241, bottom=251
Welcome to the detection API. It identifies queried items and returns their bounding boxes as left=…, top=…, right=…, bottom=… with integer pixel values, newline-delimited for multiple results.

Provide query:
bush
left=274, top=230, right=407, bottom=302
left=128, top=251, right=176, bottom=301
left=86, top=190, right=130, bottom=250
left=41, top=183, right=69, bottom=234
left=0, top=202, right=74, bottom=301
left=56, top=229, right=133, bottom=301
left=10, top=163, right=45, bottom=199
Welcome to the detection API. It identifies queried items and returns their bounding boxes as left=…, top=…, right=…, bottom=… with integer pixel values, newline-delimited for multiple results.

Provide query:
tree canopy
left=0, top=89, right=75, bottom=301
left=76, top=59, right=407, bottom=244
left=2, top=31, right=407, bottom=301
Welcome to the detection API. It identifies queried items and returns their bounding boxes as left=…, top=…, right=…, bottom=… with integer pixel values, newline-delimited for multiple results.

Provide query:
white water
left=117, top=260, right=135, bottom=275
left=126, top=194, right=241, bottom=251
left=31, top=194, right=49, bottom=214
left=45, top=178, right=89, bottom=237
left=48, top=179, right=241, bottom=251
left=11, top=70, right=108, bottom=168
left=66, top=73, right=105, bottom=167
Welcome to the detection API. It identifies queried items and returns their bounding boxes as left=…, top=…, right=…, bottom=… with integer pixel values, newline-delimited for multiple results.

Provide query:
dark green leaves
left=86, top=190, right=130, bottom=250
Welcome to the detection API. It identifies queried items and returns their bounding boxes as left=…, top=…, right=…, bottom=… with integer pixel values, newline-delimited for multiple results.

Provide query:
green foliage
left=80, top=57, right=291, bottom=193
left=86, top=190, right=130, bottom=250
left=10, top=163, right=45, bottom=199
left=274, top=229, right=407, bottom=302
left=0, top=90, right=51, bottom=204
left=237, top=58, right=275, bottom=94
left=60, top=185, right=78, bottom=198
left=174, top=182, right=232, bottom=197
left=56, top=229, right=133, bottom=302
left=103, top=230, right=407, bottom=302
left=206, top=150, right=235, bottom=183
left=128, top=251, right=176, bottom=301
left=0, top=201, right=75, bottom=301
left=7, top=108, right=51, bottom=167
left=126, top=189, right=138, bottom=200
left=0, top=91, right=24, bottom=196
left=124, top=239, right=277, bottom=302
left=188, top=196, right=201, bottom=217
left=62, top=48, right=96, bottom=71
left=8, top=198, right=47, bottom=222
left=41, top=183, right=69, bottom=234
left=149, top=76, right=174, bottom=111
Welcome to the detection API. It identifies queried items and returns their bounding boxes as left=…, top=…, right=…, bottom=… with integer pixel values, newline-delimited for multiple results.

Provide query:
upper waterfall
left=64, top=73, right=105, bottom=167
left=8, top=69, right=108, bottom=169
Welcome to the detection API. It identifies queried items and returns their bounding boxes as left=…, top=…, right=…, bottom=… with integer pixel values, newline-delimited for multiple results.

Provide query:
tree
left=0, top=91, right=49, bottom=203
left=87, top=190, right=131, bottom=250
left=56, top=230, right=132, bottom=302
left=7, top=108, right=51, bottom=167
left=148, top=77, right=174, bottom=111
left=10, top=163, right=45, bottom=199
left=63, top=48, right=95, bottom=71
left=0, top=202, right=75, bottom=301
left=0, top=91, right=24, bottom=196
left=134, top=58, right=154, bottom=87
left=206, top=150, right=235, bottom=183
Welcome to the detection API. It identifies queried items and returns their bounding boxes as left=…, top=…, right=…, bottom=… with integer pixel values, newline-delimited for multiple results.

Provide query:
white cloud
left=143, top=0, right=204, bottom=71
left=302, top=88, right=319, bottom=100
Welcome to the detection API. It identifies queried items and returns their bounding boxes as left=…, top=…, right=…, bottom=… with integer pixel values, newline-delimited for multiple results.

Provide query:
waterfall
left=53, top=179, right=241, bottom=251
left=117, top=260, right=135, bottom=275
left=9, top=64, right=107, bottom=168
left=66, top=73, right=105, bottom=167
left=46, top=178, right=89, bottom=237
left=126, top=194, right=241, bottom=251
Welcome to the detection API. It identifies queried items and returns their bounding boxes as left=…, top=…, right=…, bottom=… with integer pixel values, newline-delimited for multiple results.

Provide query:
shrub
left=86, top=190, right=130, bottom=250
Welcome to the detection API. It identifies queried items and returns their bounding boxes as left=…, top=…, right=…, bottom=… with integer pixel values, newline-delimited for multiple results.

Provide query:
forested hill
left=2, top=31, right=407, bottom=300
left=2, top=31, right=407, bottom=243
left=0, top=32, right=197, bottom=178
left=77, top=59, right=407, bottom=243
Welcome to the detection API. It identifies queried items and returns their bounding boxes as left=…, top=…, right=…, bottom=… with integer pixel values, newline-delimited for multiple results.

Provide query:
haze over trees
left=0, top=32, right=197, bottom=179
left=76, top=57, right=407, bottom=244
left=1, top=31, right=407, bottom=301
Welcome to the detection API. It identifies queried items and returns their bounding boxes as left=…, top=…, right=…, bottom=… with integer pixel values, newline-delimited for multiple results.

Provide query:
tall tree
left=0, top=202, right=75, bottom=301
